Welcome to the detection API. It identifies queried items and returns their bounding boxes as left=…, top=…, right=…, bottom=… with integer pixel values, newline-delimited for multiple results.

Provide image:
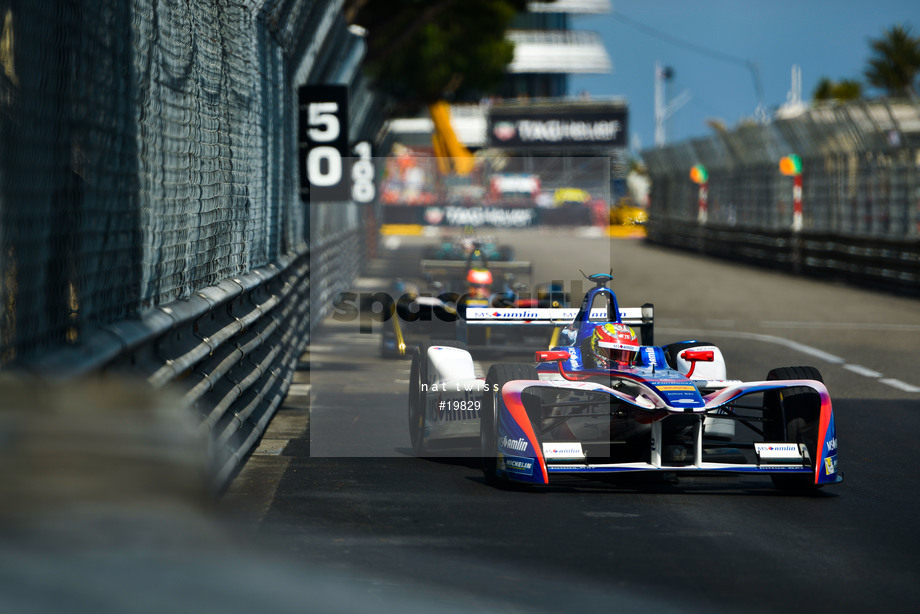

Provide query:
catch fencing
left=643, top=99, right=920, bottom=294
left=0, top=0, right=381, bottom=484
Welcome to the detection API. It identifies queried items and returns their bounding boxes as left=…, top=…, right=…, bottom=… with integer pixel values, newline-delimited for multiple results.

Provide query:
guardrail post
left=790, top=232, right=803, bottom=276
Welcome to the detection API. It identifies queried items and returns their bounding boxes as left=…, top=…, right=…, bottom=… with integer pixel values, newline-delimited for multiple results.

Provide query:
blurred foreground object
left=0, top=381, right=487, bottom=613
left=0, top=376, right=210, bottom=523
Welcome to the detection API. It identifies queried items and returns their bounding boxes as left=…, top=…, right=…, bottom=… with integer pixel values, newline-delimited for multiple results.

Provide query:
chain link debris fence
left=643, top=100, right=920, bottom=293
left=0, top=0, right=382, bottom=485
left=0, top=0, right=381, bottom=367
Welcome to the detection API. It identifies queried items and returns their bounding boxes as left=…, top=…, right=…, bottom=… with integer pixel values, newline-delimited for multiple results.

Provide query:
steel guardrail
left=647, top=219, right=920, bottom=296
left=21, top=244, right=311, bottom=488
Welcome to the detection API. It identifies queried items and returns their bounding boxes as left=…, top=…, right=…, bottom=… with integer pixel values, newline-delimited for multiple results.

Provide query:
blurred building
left=375, top=0, right=635, bottom=229
left=502, top=0, right=613, bottom=99
left=383, top=0, right=615, bottom=151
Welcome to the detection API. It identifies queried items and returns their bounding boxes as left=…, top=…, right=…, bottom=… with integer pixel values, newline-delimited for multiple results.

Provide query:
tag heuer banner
left=488, top=103, right=628, bottom=150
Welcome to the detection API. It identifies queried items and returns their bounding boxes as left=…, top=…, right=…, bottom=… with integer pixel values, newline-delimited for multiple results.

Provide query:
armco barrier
left=642, top=99, right=920, bottom=297
left=647, top=219, right=920, bottom=296
left=23, top=246, right=312, bottom=488
left=798, top=233, right=920, bottom=291
left=0, top=0, right=382, bottom=495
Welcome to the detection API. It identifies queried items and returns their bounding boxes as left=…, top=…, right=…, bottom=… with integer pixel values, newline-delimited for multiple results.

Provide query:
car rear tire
left=408, top=344, right=427, bottom=454
left=409, top=341, right=468, bottom=455
left=379, top=320, right=401, bottom=359
left=481, top=363, right=539, bottom=486
left=763, top=366, right=824, bottom=492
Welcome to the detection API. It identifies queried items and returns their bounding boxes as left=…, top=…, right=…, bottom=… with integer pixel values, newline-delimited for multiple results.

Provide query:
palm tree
left=813, top=77, right=863, bottom=102
left=813, top=77, right=835, bottom=101
left=864, top=24, right=920, bottom=98
left=834, top=79, right=863, bottom=101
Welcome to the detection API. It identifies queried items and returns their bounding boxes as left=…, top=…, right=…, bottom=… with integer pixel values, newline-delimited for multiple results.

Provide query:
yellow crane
left=428, top=100, right=474, bottom=176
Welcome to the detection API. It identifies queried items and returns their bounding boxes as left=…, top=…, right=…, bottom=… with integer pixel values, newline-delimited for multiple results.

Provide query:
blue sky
left=569, top=1, right=919, bottom=154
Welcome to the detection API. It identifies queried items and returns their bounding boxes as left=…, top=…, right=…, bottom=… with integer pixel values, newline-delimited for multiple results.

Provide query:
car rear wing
left=420, top=259, right=533, bottom=279
left=463, top=305, right=655, bottom=346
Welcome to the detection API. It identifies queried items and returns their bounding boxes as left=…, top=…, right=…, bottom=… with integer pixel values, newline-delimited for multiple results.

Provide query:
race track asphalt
left=221, top=228, right=920, bottom=613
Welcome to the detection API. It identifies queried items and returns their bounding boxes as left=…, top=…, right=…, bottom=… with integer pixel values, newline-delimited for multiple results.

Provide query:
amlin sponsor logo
left=755, top=443, right=803, bottom=460
left=490, top=310, right=541, bottom=319
left=500, top=435, right=528, bottom=452
left=542, top=442, right=585, bottom=460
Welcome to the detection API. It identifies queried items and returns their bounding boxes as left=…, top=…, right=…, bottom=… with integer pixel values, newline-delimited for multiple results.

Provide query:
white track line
left=843, top=364, right=882, bottom=378
left=659, top=327, right=918, bottom=393
left=879, top=379, right=920, bottom=393
left=659, top=329, right=847, bottom=364
left=763, top=321, right=920, bottom=332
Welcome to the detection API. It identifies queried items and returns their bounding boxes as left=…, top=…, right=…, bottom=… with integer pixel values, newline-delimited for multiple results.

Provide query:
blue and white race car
left=408, top=273, right=841, bottom=492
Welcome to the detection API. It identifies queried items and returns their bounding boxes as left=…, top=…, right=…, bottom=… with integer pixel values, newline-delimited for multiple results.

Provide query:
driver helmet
left=590, top=323, right=639, bottom=367
left=466, top=268, right=493, bottom=298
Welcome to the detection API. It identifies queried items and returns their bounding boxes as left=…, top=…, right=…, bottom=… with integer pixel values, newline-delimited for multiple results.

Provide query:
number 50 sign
left=299, top=85, right=349, bottom=203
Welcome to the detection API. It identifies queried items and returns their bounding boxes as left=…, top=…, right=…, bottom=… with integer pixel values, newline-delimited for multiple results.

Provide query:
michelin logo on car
left=499, top=454, right=534, bottom=476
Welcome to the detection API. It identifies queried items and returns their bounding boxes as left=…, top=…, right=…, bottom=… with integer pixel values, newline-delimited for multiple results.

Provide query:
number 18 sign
left=299, top=85, right=349, bottom=203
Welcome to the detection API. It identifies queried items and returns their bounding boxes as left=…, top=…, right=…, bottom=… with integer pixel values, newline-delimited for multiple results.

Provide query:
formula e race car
left=380, top=242, right=567, bottom=358
left=422, top=231, right=515, bottom=263
left=408, top=273, right=841, bottom=492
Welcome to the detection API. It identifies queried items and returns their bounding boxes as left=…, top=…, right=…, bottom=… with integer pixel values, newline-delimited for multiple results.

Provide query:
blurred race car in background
left=422, top=227, right=515, bottom=262
left=609, top=198, right=648, bottom=227
left=379, top=241, right=568, bottom=358
left=408, top=273, right=841, bottom=492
